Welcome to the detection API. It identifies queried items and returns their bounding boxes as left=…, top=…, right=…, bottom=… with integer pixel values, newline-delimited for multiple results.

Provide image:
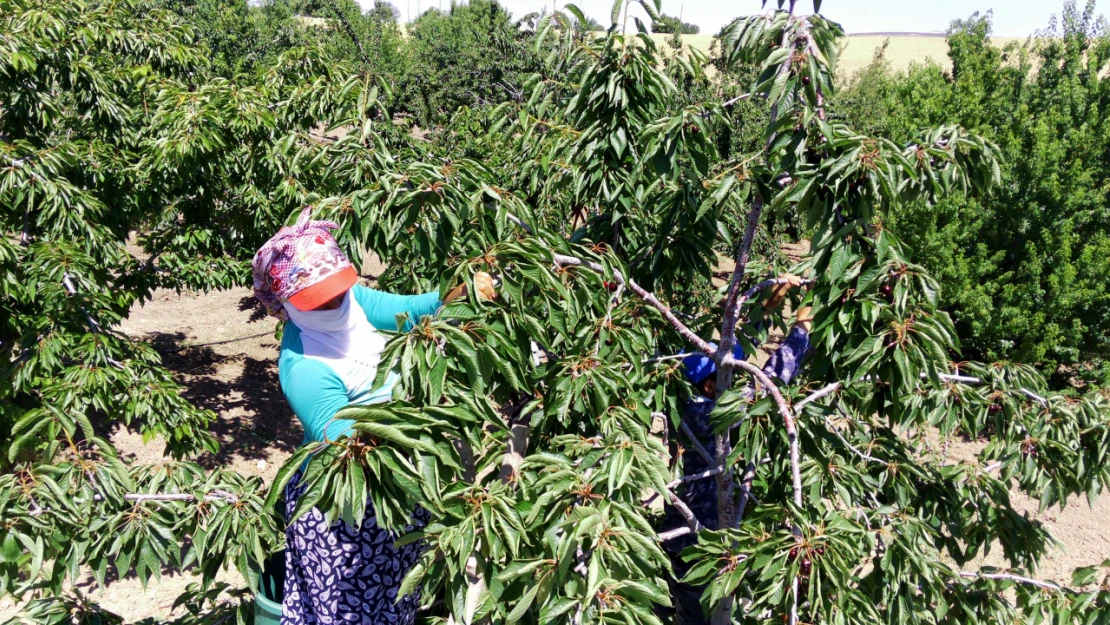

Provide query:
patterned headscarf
left=251, top=207, right=353, bottom=319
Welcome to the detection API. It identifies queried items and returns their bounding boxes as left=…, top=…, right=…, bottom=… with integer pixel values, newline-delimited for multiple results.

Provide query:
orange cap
left=287, top=265, right=358, bottom=311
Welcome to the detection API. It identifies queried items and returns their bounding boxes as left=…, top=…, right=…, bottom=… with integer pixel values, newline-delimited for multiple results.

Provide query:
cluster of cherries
left=788, top=543, right=824, bottom=576
left=779, top=543, right=831, bottom=620
left=1021, top=437, right=1039, bottom=458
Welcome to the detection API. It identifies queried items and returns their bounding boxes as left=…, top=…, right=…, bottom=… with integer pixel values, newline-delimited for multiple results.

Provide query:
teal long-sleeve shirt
left=278, top=284, right=440, bottom=445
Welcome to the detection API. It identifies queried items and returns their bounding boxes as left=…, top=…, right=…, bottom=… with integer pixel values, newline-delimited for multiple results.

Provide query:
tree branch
left=722, top=93, right=752, bottom=108
left=594, top=282, right=623, bottom=354
left=326, top=0, right=369, bottom=65
left=824, top=415, right=888, bottom=467
left=92, top=491, right=240, bottom=504
left=669, top=492, right=704, bottom=533
left=718, top=194, right=766, bottom=368
left=711, top=194, right=767, bottom=554
left=667, top=466, right=724, bottom=489
left=551, top=253, right=716, bottom=355
left=62, top=272, right=124, bottom=370
left=658, top=526, right=693, bottom=542
left=735, top=461, right=757, bottom=523
left=504, top=210, right=533, bottom=234
left=643, top=352, right=702, bottom=364
left=794, top=382, right=841, bottom=412
left=678, top=419, right=717, bottom=468
left=499, top=406, right=533, bottom=485
left=958, top=571, right=1063, bottom=592
left=937, top=373, right=1049, bottom=406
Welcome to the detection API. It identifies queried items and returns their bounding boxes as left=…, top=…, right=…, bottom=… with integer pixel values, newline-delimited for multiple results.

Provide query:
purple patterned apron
left=282, top=472, right=428, bottom=625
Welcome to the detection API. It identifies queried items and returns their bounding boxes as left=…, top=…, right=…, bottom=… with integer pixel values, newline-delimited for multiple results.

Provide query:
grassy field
left=651, top=33, right=1023, bottom=80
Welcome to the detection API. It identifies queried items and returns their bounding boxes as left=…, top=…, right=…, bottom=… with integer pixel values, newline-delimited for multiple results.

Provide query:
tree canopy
left=2, top=1, right=1110, bottom=625
left=839, top=0, right=1110, bottom=380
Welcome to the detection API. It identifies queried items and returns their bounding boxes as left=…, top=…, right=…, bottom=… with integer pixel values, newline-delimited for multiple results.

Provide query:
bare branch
left=595, top=281, right=623, bottom=354
left=938, top=373, right=1049, bottom=406
left=667, top=467, right=724, bottom=489
left=735, top=461, right=757, bottom=522
left=504, top=210, right=534, bottom=234
left=722, top=93, right=752, bottom=108
left=21, top=203, right=30, bottom=246
left=643, top=352, right=701, bottom=364
left=712, top=194, right=767, bottom=549
left=62, top=272, right=124, bottom=370
left=958, top=571, right=1063, bottom=592
left=552, top=253, right=716, bottom=355
left=678, top=419, right=717, bottom=468
left=938, top=373, right=981, bottom=384
left=658, top=526, right=693, bottom=542
left=718, top=194, right=765, bottom=370
left=824, top=416, right=888, bottom=467
left=669, top=492, right=704, bottom=533
left=90, top=492, right=240, bottom=504
left=1020, top=388, right=1048, bottom=405
left=499, top=407, right=533, bottom=485
left=795, top=382, right=841, bottom=412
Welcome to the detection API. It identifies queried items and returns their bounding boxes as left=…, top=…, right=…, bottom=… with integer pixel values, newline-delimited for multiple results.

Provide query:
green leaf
left=507, top=576, right=541, bottom=622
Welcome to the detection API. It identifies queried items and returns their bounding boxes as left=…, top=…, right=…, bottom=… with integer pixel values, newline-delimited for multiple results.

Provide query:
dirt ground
left=3, top=252, right=1108, bottom=622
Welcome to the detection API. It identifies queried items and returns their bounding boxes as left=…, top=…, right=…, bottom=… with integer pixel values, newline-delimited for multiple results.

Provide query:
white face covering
left=283, top=291, right=389, bottom=400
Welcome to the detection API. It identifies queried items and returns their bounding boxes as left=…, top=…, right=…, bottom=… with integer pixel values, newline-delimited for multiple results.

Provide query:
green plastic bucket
left=254, top=549, right=285, bottom=625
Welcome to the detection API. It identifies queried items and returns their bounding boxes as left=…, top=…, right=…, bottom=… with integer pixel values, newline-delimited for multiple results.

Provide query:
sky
left=378, top=0, right=1082, bottom=37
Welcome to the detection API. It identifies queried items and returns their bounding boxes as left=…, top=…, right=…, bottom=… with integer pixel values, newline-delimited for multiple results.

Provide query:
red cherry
left=881, top=284, right=893, bottom=296
left=802, top=75, right=811, bottom=85
left=800, top=558, right=812, bottom=573
left=988, top=404, right=1002, bottom=413
left=815, top=546, right=825, bottom=556
left=789, top=547, right=798, bottom=559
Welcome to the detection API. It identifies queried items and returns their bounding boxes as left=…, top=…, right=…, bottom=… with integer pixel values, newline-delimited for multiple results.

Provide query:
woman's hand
left=443, top=271, right=498, bottom=304
left=473, top=272, right=498, bottom=300
left=763, top=273, right=807, bottom=311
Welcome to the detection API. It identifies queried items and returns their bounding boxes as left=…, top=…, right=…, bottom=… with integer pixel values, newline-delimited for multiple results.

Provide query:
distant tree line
left=837, top=0, right=1110, bottom=384
left=652, top=12, right=699, bottom=34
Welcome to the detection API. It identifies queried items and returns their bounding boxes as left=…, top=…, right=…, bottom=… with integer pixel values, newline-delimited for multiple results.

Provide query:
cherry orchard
left=2, top=1, right=1109, bottom=625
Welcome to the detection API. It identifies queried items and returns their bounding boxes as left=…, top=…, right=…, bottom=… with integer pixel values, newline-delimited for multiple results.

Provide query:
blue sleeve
left=762, top=326, right=810, bottom=385
left=279, top=327, right=354, bottom=443
left=351, top=284, right=441, bottom=332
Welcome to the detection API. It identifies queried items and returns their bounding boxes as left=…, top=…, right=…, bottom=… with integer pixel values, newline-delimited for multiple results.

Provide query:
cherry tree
left=2, top=1, right=1109, bottom=624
